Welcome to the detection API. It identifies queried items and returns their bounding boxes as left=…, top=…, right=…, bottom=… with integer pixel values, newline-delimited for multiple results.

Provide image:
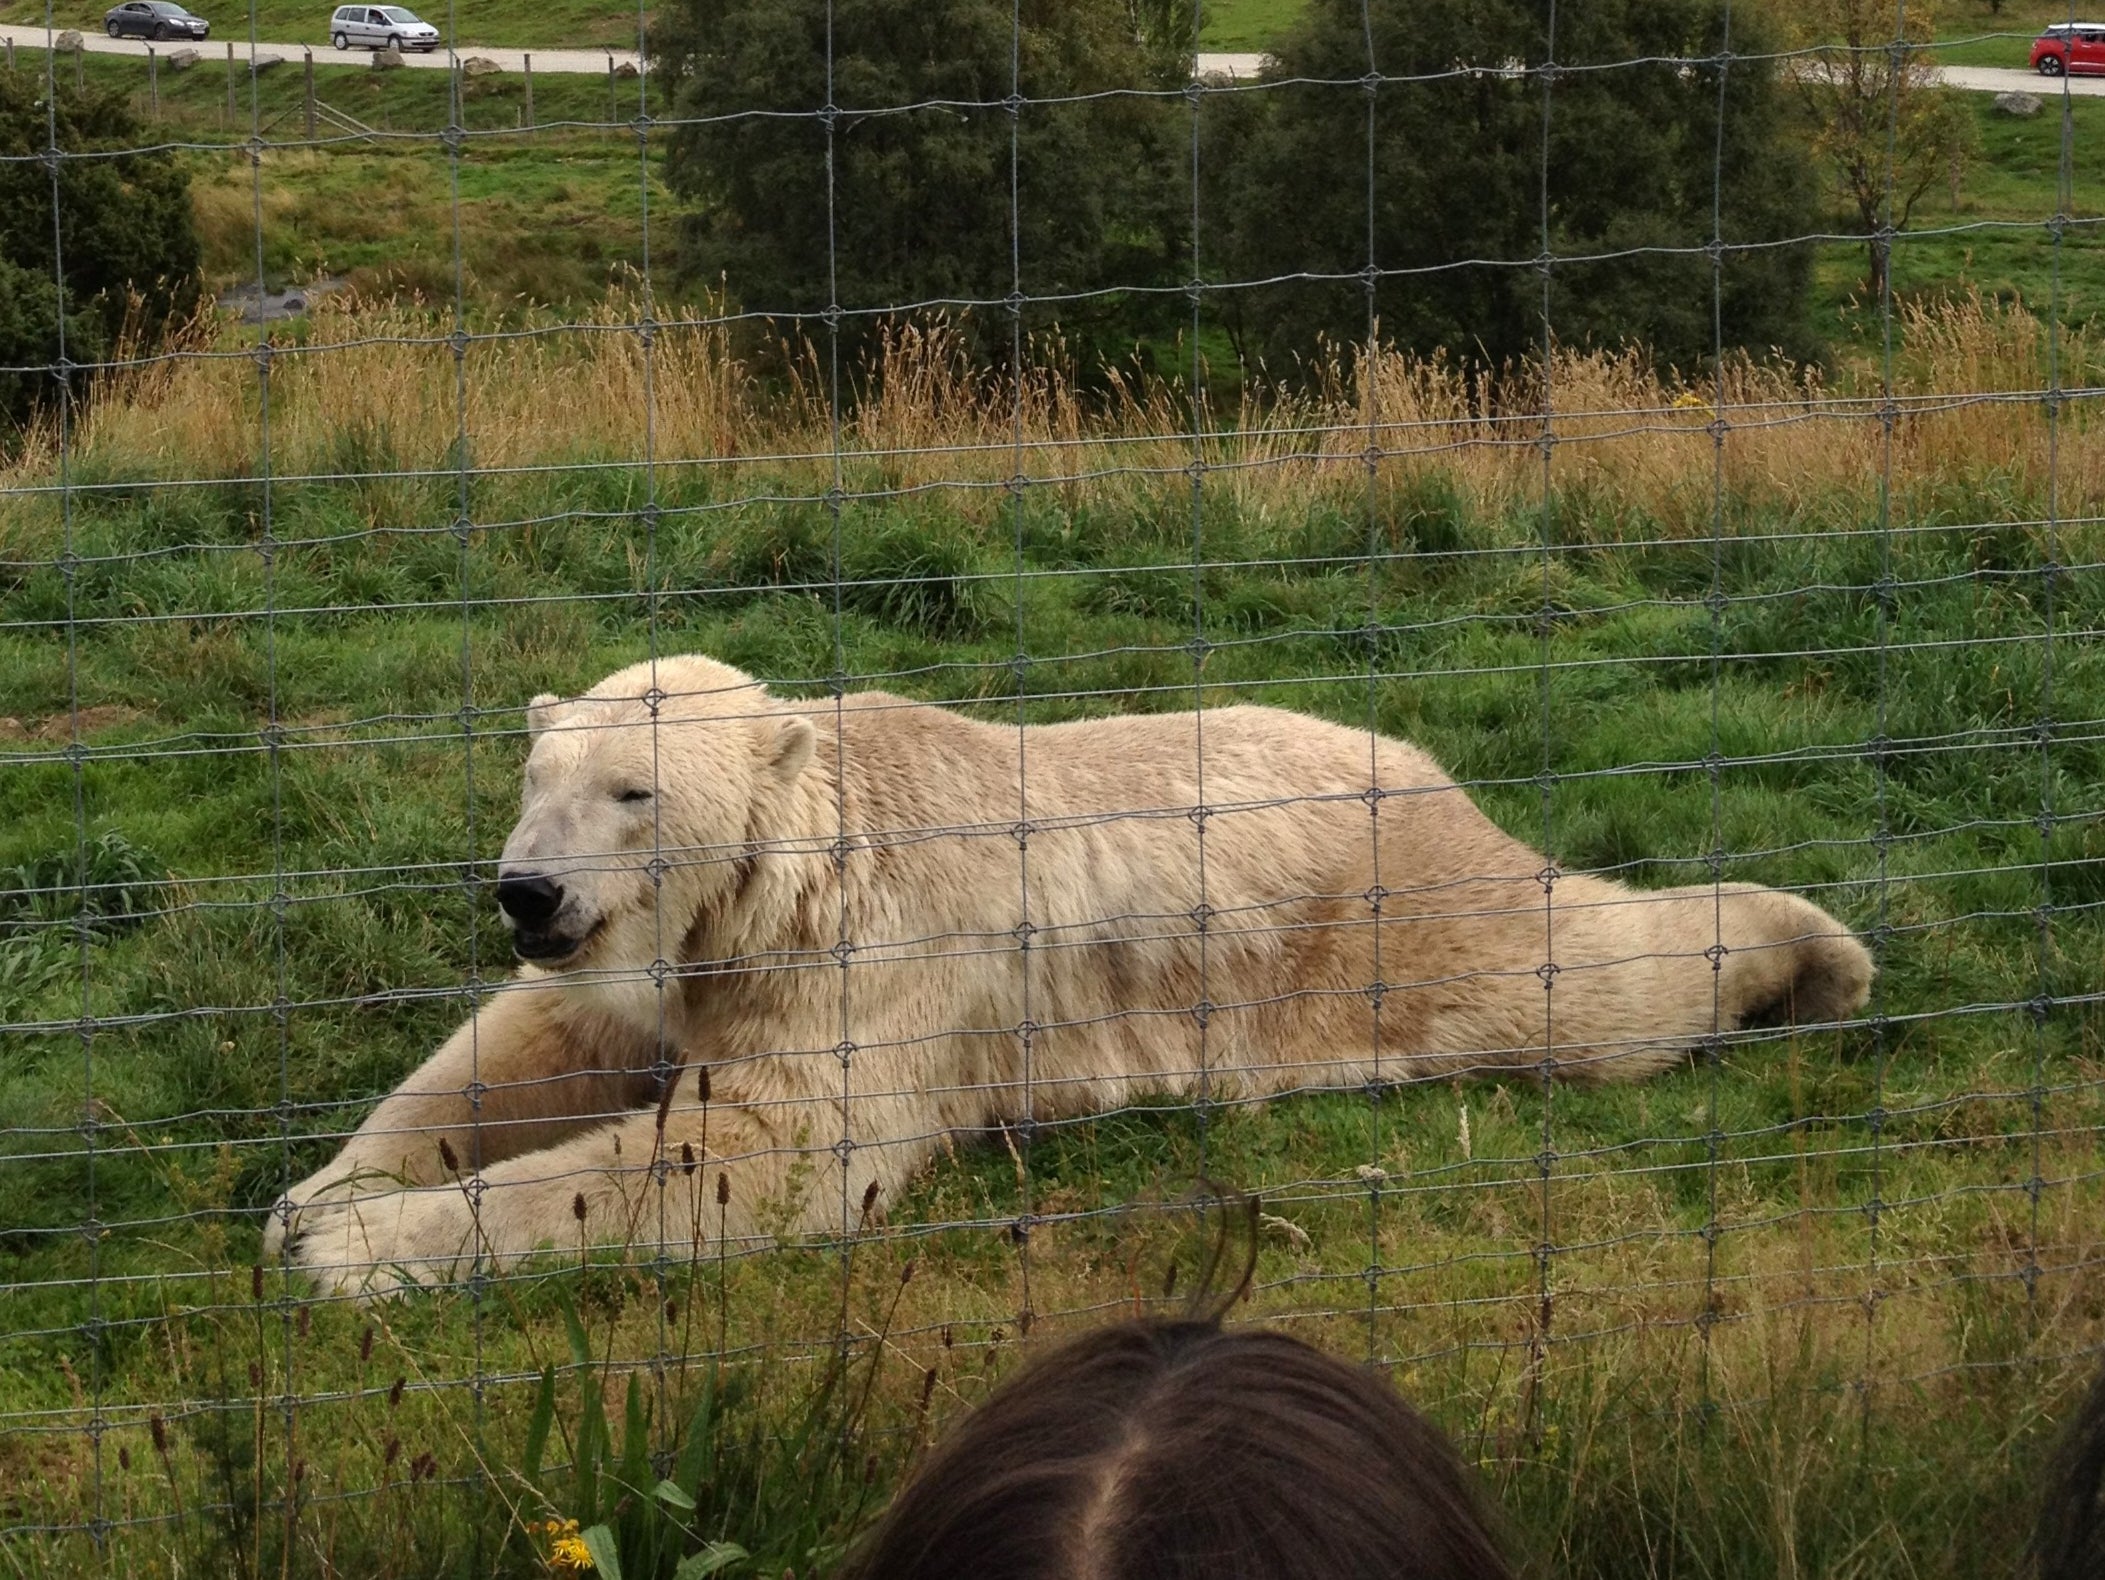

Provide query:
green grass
left=38, top=41, right=654, bottom=143
left=1, top=397, right=2102, bottom=1575
left=1815, top=91, right=2105, bottom=336
left=1, top=16, right=2104, bottom=1579
left=192, top=140, right=665, bottom=298
left=18, top=47, right=663, bottom=297
left=1193, top=0, right=1305, bottom=52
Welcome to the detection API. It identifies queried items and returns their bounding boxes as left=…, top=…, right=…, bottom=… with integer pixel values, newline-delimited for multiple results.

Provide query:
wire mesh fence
left=2, top=1, right=2102, bottom=1575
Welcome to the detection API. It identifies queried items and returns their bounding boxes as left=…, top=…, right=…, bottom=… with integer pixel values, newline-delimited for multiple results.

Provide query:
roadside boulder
left=251, top=53, right=284, bottom=72
left=1992, top=91, right=2042, bottom=118
left=372, top=44, right=405, bottom=69
left=167, top=46, right=201, bottom=68
left=462, top=54, right=501, bottom=75
left=613, top=59, right=640, bottom=79
left=54, top=29, right=83, bottom=50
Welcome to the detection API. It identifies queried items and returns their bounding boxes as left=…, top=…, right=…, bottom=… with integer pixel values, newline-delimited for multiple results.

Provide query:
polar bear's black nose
left=496, top=872, right=564, bottom=927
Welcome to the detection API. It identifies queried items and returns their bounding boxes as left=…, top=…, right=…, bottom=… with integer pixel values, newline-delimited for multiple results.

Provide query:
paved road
left=1191, top=51, right=2105, bottom=98
left=1193, top=54, right=2105, bottom=96
left=4, top=27, right=2102, bottom=92
left=1941, top=63, right=2105, bottom=97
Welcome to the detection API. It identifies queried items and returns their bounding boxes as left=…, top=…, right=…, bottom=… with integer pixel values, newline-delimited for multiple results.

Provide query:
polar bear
left=266, top=653, right=1872, bottom=1293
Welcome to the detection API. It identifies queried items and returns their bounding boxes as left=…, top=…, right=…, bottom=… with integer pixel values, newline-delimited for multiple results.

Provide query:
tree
left=652, top=0, right=1187, bottom=369
left=1785, top=0, right=1976, bottom=302
left=1208, top=0, right=1819, bottom=375
left=0, top=73, right=200, bottom=438
left=0, top=257, right=107, bottom=438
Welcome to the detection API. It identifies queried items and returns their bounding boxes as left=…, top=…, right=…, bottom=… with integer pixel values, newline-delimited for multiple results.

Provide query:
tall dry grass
left=7, top=288, right=2100, bottom=535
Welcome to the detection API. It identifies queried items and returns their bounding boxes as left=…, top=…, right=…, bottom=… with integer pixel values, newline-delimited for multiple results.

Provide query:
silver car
left=329, top=4, right=440, bottom=51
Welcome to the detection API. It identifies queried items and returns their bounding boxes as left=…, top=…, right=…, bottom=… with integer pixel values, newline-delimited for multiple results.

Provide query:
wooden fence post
left=5, top=38, right=14, bottom=72
left=305, top=49, right=316, bottom=140
left=149, top=46, right=159, bottom=118
left=75, top=42, right=85, bottom=90
left=225, top=39, right=236, bottom=119
left=606, top=52, right=616, bottom=130
left=522, top=52, right=532, bottom=132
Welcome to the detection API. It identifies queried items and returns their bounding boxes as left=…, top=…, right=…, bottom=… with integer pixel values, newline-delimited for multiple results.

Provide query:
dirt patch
left=0, top=705, right=149, bottom=743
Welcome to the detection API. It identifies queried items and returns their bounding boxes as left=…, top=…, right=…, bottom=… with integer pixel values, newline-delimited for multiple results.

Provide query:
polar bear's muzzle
left=496, top=870, right=599, bottom=962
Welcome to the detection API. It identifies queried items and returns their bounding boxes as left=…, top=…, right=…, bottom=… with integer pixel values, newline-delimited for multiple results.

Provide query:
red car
left=2032, top=22, right=2105, bottom=75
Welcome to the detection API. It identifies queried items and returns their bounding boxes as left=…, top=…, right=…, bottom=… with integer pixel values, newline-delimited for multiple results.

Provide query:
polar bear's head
left=495, top=655, right=817, bottom=978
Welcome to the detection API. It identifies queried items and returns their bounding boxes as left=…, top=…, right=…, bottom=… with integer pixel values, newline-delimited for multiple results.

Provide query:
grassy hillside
left=1, top=289, right=2102, bottom=1577
left=20, top=47, right=2105, bottom=330
left=1, top=15, right=2102, bottom=1579
left=7, top=0, right=2082, bottom=65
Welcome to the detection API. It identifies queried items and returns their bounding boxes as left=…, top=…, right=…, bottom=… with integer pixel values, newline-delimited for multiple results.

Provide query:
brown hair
left=2038, top=1362, right=2105, bottom=1580
left=837, top=1317, right=1516, bottom=1580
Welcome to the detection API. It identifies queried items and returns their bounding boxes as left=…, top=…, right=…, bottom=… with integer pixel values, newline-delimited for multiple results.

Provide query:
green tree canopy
left=652, top=0, right=1187, bottom=368
left=1781, top=0, right=1976, bottom=303
left=0, top=73, right=200, bottom=438
left=1209, top=0, right=1819, bottom=374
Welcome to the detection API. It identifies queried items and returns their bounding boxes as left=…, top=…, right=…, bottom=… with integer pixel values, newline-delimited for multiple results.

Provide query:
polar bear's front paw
left=272, top=1187, right=481, bottom=1298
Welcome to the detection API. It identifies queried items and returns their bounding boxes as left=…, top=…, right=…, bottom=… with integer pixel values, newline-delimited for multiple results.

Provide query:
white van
left=329, top=4, right=440, bottom=51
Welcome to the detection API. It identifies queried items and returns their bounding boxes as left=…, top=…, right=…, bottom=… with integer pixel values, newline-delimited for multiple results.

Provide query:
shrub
left=0, top=255, right=106, bottom=438
left=1210, top=0, right=1819, bottom=375
left=652, top=0, right=1187, bottom=369
left=0, top=73, right=201, bottom=437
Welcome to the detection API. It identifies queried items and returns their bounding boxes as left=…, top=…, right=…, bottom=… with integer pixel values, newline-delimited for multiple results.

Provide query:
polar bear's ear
left=525, top=692, right=568, bottom=739
left=766, top=715, right=817, bottom=785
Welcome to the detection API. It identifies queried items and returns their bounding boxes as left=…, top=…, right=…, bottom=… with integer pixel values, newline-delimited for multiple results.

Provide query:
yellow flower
left=539, top=1518, right=594, bottom=1573
left=549, top=1535, right=594, bottom=1573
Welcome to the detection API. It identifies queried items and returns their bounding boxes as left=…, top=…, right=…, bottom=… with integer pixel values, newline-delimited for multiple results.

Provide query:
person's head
left=838, top=1317, right=1516, bottom=1580
left=2037, top=1361, right=2105, bottom=1580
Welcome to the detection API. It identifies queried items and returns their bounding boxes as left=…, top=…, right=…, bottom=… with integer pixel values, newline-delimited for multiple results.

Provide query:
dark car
left=104, top=0, right=210, bottom=38
left=2032, top=22, right=2105, bottom=76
